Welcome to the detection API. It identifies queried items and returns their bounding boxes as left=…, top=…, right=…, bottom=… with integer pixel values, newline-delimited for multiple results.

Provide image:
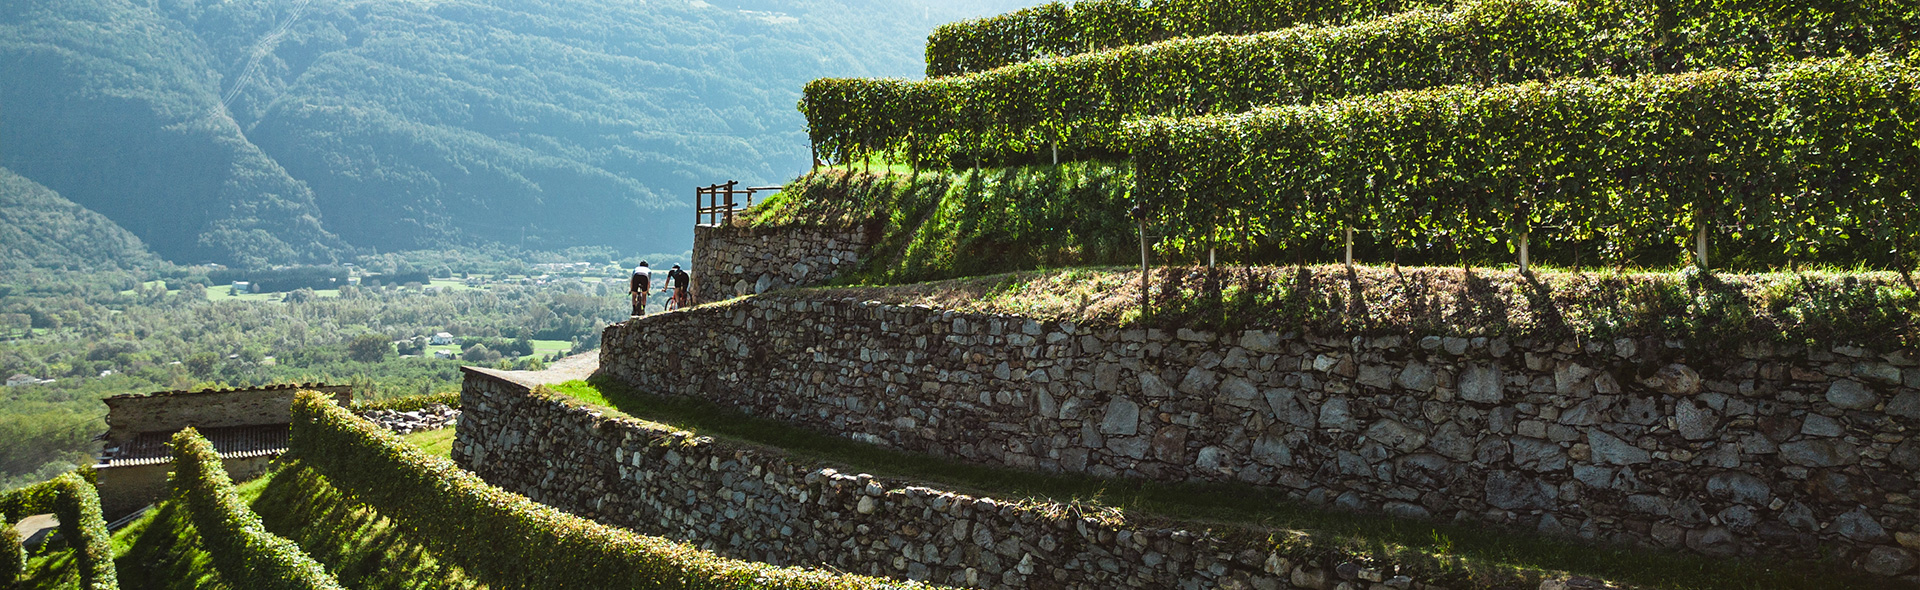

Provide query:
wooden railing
left=695, top=181, right=782, bottom=227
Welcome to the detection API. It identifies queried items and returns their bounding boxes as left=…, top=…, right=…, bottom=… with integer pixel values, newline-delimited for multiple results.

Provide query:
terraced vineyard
left=3, top=393, right=936, bottom=589
left=805, top=0, right=1918, bottom=271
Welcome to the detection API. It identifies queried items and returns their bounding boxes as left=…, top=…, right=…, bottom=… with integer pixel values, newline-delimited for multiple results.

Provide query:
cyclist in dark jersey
left=666, top=264, right=691, bottom=310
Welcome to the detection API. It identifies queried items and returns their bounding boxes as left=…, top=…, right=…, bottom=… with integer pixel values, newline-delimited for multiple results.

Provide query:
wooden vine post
left=1517, top=194, right=1532, bottom=274
left=1344, top=226, right=1355, bottom=269
left=1696, top=222, right=1710, bottom=271
left=1519, top=230, right=1531, bottom=274
left=1133, top=203, right=1150, bottom=316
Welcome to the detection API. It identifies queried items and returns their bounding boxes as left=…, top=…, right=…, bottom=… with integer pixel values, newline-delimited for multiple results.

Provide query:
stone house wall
left=600, top=296, right=1920, bottom=579
left=101, top=384, right=353, bottom=443
left=454, top=367, right=1589, bottom=590
left=692, top=223, right=872, bottom=302
left=96, top=455, right=274, bottom=519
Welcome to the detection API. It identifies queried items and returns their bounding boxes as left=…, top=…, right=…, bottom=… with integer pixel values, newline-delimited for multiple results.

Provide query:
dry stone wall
left=455, top=368, right=1604, bottom=590
left=602, top=296, right=1920, bottom=580
left=692, top=223, right=871, bottom=301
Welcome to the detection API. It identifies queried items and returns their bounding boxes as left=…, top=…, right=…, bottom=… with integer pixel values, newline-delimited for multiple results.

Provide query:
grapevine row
left=927, top=0, right=1914, bottom=77
left=811, top=0, right=1916, bottom=170
left=814, top=0, right=1602, bottom=167
left=1123, top=56, right=1920, bottom=266
left=925, top=0, right=1444, bottom=76
left=0, top=473, right=117, bottom=589
left=170, top=428, right=345, bottom=590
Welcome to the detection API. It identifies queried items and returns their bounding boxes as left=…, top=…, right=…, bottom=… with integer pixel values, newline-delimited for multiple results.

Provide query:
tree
left=184, top=352, right=219, bottom=379
left=461, top=344, right=501, bottom=363
left=348, top=334, right=393, bottom=363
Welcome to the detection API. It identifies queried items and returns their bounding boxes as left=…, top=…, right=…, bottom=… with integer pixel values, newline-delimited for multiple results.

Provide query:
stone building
left=93, top=384, right=353, bottom=519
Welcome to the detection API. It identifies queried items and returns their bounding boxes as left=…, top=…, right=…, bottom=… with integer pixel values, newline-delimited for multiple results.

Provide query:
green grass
left=550, top=377, right=1904, bottom=590
left=401, top=429, right=458, bottom=458
left=426, top=279, right=480, bottom=292
left=204, top=289, right=283, bottom=303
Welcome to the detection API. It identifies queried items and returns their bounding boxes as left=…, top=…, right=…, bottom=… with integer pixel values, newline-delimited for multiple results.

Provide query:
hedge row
left=352, top=391, right=460, bottom=413
left=1124, top=55, right=1920, bottom=266
left=0, top=468, right=95, bottom=526
left=0, top=483, right=57, bottom=528
left=288, top=391, right=940, bottom=590
left=169, top=428, right=344, bottom=590
left=1, top=510, right=21, bottom=589
left=925, top=0, right=1443, bottom=76
left=0, top=470, right=114, bottom=589
left=925, top=0, right=1915, bottom=77
left=46, top=473, right=115, bottom=590
left=812, top=0, right=1604, bottom=166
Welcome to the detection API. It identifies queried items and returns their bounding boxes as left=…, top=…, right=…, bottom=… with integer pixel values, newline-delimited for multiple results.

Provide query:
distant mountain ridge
left=0, top=0, right=1037, bottom=267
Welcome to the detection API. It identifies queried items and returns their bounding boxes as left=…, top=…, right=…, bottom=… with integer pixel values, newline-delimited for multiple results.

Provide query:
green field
left=427, top=279, right=482, bottom=292
left=204, top=288, right=342, bottom=303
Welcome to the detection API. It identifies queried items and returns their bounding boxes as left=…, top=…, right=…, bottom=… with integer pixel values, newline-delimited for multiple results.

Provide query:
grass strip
left=552, top=377, right=1899, bottom=590
left=169, top=428, right=344, bottom=590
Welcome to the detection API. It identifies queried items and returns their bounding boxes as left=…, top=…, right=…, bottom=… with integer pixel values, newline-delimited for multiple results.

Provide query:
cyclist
left=628, top=261, right=651, bottom=316
left=666, top=264, right=691, bottom=310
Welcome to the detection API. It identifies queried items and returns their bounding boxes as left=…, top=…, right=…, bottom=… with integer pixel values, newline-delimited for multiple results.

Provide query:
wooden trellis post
left=1344, top=226, right=1355, bottom=269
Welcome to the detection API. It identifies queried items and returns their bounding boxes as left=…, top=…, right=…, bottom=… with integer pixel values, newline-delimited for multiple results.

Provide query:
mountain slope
left=0, top=166, right=162, bottom=273
left=0, top=0, right=345, bottom=267
left=0, top=0, right=1040, bottom=265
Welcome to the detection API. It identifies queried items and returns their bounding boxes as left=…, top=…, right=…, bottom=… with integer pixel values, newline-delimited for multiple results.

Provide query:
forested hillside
left=0, top=0, right=1035, bottom=266
left=0, top=167, right=162, bottom=273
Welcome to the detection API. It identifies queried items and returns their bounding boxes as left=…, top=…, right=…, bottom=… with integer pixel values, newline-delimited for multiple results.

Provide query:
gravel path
left=487, top=351, right=599, bottom=387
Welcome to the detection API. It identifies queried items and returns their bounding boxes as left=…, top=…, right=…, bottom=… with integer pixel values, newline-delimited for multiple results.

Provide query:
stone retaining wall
left=692, top=223, right=872, bottom=301
left=601, top=296, right=1920, bottom=579
left=454, top=367, right=1602, bottom=590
